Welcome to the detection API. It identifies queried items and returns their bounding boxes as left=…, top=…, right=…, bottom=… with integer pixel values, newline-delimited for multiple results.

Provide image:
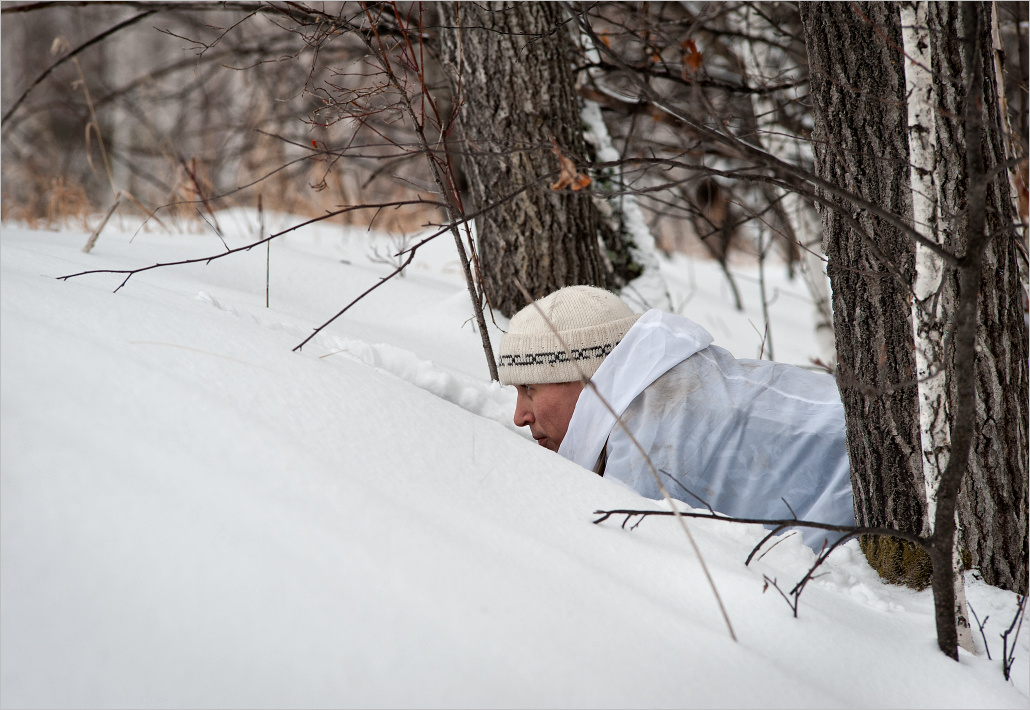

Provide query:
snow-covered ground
left=2, top=213, right=1026, bottom=708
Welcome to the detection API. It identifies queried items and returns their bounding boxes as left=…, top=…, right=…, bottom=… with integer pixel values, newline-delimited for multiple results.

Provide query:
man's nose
left=514, top=395, right=534, bottom=428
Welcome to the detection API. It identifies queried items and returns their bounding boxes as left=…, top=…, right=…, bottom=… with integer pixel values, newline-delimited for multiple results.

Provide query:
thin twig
left=58, top=200, right=437, bottom=287
left=968, top=602, right=992, bottom=660
left=1001, top=594, right=1026, bottom=681
left=296, top=248, right=417, bottom=352
left=196, top=209, right=229, bottom=253
left=260, top=195, right=269, bottom=308
left=762, top=576, right=798, bottom=617
left=592, top=508, right=928, bottom=551
left=82, top=194, right=122, bottom=254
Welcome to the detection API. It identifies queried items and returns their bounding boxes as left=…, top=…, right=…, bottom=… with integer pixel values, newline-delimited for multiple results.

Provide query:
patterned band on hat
left=498, top=342, right=617, bottom=368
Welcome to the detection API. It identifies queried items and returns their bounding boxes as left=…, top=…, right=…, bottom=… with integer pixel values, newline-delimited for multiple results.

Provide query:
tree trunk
left=436, top=1, right=620, bottom=317
left=901, top=2, right=974, bottom=653
left=928, top=1, right=1028, bottom=596
left=800, top=3, right=929, bottom=577
left=801, top=1, right=1028, bottom=597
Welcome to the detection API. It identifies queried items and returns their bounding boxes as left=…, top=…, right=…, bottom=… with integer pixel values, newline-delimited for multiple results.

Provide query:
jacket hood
left=558, top=309, right=714, bottom=470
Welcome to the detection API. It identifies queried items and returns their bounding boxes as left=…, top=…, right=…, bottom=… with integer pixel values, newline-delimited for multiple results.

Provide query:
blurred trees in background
left=1, top=2, right=429, bottom=232
left=10, top=3, right=1021, bottom=266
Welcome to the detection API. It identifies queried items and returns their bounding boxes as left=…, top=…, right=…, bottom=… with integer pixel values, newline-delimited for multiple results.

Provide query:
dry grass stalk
left=512, top=277, right=738, bottom=644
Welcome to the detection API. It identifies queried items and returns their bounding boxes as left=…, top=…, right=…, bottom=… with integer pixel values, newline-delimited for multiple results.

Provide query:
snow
left=2, top=215, right=1026, bottom=708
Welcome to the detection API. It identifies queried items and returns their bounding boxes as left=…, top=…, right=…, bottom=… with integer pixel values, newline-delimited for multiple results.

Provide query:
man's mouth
left=534, top=434, right=548, bottom=446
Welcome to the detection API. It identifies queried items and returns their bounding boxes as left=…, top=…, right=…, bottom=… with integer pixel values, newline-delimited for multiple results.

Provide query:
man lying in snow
left=497, top=285, right=855, bottom=551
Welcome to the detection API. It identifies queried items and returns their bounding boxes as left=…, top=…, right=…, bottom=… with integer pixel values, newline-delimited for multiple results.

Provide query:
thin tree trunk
left=575, top=28, right=670, bottom=311
left=740, top=4, right=835, bottom=366
left=901, top=1, right=974, bottom=654
left=902, top=0, right=947, bottom=532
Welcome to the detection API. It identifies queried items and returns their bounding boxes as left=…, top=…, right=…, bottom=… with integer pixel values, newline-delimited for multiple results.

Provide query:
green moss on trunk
left=860, top=536, right=933, bottom=590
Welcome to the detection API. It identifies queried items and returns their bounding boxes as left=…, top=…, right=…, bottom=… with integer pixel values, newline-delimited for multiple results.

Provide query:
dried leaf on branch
left=549, top=141, right=591, bottom=192
left=681, top=38, right=703, bottom=79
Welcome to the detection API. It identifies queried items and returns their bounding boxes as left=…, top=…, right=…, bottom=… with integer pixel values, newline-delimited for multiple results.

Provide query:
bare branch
left=564, top=2, right=962, bottom=267
left=57, top=199, right=443, bottom=286
left=1002, top=594, right=1026, bottom=681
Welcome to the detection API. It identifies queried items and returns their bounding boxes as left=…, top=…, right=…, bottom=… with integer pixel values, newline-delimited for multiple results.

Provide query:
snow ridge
left=316, top=335, right=522, bottom=435
left=194, top=289, right=522, bottom=435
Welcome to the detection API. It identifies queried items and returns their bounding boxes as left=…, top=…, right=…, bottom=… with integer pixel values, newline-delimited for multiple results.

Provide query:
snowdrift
left=2, top=217, right=1026, bottom=708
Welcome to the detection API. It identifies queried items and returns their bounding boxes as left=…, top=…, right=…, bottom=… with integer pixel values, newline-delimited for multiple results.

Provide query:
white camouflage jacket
left=559, top=310, right=855, bottom=550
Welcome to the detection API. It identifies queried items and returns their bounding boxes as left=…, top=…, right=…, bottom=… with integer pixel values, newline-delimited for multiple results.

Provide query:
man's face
left=513, top=381, right=584, bottom=452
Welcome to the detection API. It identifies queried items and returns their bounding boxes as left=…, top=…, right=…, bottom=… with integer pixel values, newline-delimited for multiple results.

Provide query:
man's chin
left=537, top=438, right=560, bottom=452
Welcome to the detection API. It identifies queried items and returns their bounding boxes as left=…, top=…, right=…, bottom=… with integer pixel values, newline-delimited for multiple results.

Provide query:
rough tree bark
left=800, top=1, right=928, bottom=576
left=927, top=1, right=1028, bottom=596
left=436, top=1, right=624, bottom=317
left=801, top=0, right=1028, bottom=598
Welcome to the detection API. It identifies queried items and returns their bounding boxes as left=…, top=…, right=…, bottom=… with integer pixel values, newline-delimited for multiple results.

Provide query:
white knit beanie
left=498, top=285, right=640, bottom=386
